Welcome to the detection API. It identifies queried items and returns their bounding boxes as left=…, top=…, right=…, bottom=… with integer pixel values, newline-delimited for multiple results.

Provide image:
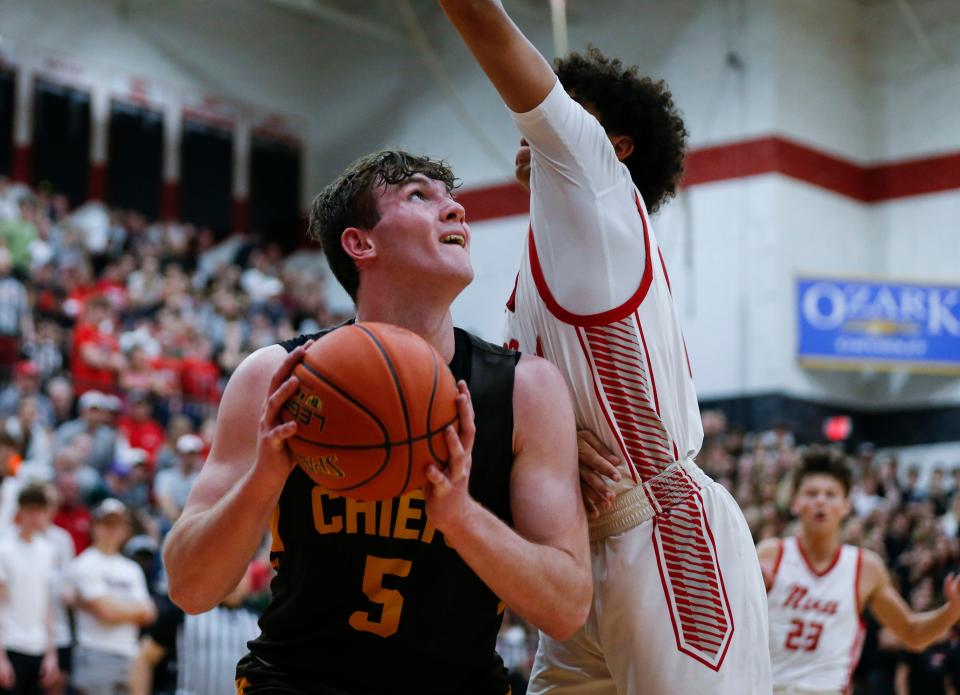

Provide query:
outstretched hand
left=577, top=430, right=621, bottom=519
left=424, top=380, right=477, bottom=532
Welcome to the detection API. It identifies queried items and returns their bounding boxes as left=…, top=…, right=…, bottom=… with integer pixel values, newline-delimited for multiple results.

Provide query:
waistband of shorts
left=588, top=460, right=712, bottom=541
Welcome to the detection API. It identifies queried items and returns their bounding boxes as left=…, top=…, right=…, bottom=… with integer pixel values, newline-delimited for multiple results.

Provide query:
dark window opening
left=180, top=118, right=232, bottom=236
left=0, top=70, right=14, bottom=178
left=107, top=100, right=163, bottom=219
left=250, top=135, right=302, bottom=250
left=32, top=80, right=91, bottom=206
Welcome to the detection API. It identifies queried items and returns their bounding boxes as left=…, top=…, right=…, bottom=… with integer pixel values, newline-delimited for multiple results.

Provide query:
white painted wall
left=2, top=0, right=959, bottom=409
left=880, top=442, right=960, bottom=487
left=866, top=0, right=960, bottom=161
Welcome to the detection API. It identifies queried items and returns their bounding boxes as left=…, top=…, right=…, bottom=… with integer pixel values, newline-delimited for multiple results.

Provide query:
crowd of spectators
left=0, top=177, right=344, bottom=694
left=502, top=418, right=960, bottom=695
left=1, top=177, right=959, bottom=693
left=698, top=411, right=960, bottom=695
left=0, top=174, right=348, bottom=522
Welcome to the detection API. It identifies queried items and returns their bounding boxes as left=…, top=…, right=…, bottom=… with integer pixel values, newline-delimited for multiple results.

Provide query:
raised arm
left=163, top=342, right=309, bottom=614
left=440, top=1, right=647, bottom=316
left=864, top=550, right=960, bottom=651
left=436, top=0, right=556, bottom=113
left=424, top=357, right=591, bottom=640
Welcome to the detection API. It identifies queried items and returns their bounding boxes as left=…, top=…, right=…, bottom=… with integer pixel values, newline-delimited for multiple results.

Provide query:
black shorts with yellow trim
left=235, top=653, right=513, bottom=695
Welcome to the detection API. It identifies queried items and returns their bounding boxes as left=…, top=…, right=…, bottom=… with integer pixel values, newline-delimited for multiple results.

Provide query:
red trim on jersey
left=767, top=539, right=785, bottom=593
left=505, top=272, right=518, bottom=313
left=652, top=517, right=685, bottom=654
left=527, top=192, right=653, bottom=327
left=652, top=494, right=735, bottom=672
left=796, top=538, right=844, bottom=578
left=854, top=548, right=864, bottom=617
left=845, top=549, right=867, bottom=694
left=574, top=327, right=640, bottom=483
left=635, top=311, right=663, bottom=418
left=699, top=493, right=735, bottom=671
left=658, top=248, right=672, bottom=293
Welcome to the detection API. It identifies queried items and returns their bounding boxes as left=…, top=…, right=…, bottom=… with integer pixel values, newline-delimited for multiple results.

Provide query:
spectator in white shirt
left=38, top=487, right=75, bottom=695
left=0, top=484, right=59, bottom=694
left=67, top=499, right=156, bottom=695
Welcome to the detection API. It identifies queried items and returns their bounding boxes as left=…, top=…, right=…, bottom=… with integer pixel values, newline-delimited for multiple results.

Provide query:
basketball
left=282, top=322, right=460, bottom=500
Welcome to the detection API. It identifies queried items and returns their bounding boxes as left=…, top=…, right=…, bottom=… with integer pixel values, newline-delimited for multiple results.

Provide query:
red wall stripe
left=161, top=181, right=180, bottom=221
left=88, top=163, right=106, bottom=201
left=457, top=136, right=960, bottom=222
left=865, top=151, right=960, bottom=202
left=11, top=144, right=30, bottom=184
left=455, top=181, right=529, bottom=222
left=232, top=197, right=249, bottom=233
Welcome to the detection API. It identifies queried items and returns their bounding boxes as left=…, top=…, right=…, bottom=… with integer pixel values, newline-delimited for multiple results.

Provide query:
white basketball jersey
left=767, top=537, right=865, bottom=692
left=505, top=81, right=703, bottom=495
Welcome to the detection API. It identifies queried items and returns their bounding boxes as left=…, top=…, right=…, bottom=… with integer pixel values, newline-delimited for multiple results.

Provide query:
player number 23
left=349, top=555, right=413, bottom=638
left=784, top=618, right=824, bottom=651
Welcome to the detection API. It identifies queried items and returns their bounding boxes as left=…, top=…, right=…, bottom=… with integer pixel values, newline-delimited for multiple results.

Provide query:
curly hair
left=793, top=446, right=853, bottom=496
left=308, top=150, right=458, bottom=301
left=555, top=47, right=688, bottom=213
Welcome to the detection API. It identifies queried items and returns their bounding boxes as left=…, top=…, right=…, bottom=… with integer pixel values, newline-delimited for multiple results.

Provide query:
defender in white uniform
left=766, top=538, right=864, bottom=694
left=438, top=2, right=770, bottom=692
left=760, top=450, right=960, bottom=695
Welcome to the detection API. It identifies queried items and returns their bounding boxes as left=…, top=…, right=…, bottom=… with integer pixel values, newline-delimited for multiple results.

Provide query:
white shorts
left=529, top=468, right=772, bottom=695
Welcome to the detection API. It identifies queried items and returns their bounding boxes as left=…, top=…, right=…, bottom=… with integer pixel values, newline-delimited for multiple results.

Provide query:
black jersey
left=240, top=325, right=519, bottom=695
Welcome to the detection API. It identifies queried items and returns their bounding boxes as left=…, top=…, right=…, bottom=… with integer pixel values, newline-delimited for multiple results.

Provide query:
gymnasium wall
left=431, top=0, right=960, bottom=418
left=0, top=0, right=423, bottom=209
left=1, top=0, right=958, bottom=429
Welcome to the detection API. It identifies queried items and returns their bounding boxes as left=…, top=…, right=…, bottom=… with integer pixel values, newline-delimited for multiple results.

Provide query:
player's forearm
left=437, top=0, right=556, bottom=113
left=902, top=604, right=960, bottom=651
left=87, top=598, right=155, bottom=626
left=164, top=464, right=284, bottom=614
left=442, top=500, right=591, bottom=640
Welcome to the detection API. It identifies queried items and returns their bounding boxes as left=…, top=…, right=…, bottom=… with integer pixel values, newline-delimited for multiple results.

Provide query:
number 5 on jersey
left=349, top=555, right=413, bottom=638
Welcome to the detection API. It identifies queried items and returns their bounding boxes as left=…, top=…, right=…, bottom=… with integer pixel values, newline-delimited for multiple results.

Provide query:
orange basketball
left=282, top=322, right=460, bottom=500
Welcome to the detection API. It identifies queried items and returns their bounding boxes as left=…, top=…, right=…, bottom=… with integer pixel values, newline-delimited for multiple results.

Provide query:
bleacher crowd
left=1, top=177, right=958, bottom=693
left=0, top=177, right=343, bottom=694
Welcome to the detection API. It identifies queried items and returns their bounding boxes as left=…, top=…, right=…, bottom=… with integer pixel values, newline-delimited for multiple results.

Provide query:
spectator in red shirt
left=92, top=258, right=131, bottom=313
left=116, top=393, right=164, bottom=470
left=51, top=470, right=91, bottom=554
left=71, top=297, right=125, bottom=395
left=180, top=335, right=221, bottom=425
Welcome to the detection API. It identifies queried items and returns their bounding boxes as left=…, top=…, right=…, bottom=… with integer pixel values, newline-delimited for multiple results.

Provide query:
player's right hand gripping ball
left=282, top=322, right=460, bottom=500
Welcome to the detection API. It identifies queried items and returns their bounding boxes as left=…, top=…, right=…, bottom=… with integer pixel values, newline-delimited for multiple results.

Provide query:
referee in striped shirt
left=130, top=565, right=260, bottom=695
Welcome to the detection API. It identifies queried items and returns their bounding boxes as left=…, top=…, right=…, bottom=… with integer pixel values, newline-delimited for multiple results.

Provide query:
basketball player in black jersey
left=163, top=150, right=592, bottom=694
